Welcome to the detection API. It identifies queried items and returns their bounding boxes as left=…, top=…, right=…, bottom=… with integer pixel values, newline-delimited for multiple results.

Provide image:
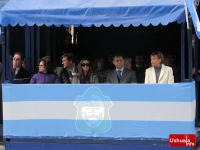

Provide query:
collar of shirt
left=136, top=64, right=142, bottom=68
left=15, top=67, right=21, bottom=75
left=116, top=67, right=124, bottom=75
left=69, top=63, right=75, bottom=72
left=69, top=64, right=77, bottom=75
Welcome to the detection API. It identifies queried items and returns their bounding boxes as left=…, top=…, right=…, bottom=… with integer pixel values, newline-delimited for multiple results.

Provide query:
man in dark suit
left=13, top=52, right=30, bottom=79
left=106, top=53, right=137, bottom=83
left=59, top=53, right=78, bottom=83
left=132, top=54, right=147, bottom=83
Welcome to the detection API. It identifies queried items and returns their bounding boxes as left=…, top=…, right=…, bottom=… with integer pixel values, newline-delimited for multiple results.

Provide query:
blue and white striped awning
left=0, top=0, right=185, bottom=27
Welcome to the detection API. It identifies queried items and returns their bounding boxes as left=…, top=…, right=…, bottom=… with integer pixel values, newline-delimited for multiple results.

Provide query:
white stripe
left=3, top=100, right=196, bottom=121
left=110, top=100, right=196, bottom=121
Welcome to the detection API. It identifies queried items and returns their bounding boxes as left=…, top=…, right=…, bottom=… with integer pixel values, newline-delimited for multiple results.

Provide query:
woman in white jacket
left=145, top=51, right=174, bottom=84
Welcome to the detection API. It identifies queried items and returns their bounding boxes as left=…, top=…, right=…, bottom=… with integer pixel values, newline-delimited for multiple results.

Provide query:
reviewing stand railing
left=3, top=83, right=196, bottom=150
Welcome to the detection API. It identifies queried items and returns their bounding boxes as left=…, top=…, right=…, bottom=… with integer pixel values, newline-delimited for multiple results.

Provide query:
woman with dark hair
left=145, top=51, right=174, bottom=84
left=72, top=58, right=98, bottom=84
left=30, top=57, right=60, bottom=84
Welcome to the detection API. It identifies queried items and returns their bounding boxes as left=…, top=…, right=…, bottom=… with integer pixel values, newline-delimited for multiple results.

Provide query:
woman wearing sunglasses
left=30, top=57, right=60, bottom=84
left=72, top=58, right=99, bottom=84
left=145, top=51, right=174, bottom=84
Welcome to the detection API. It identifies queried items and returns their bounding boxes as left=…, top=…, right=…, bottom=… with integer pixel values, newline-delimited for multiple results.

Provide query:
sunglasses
left=81, top=63, right=90, bottom=67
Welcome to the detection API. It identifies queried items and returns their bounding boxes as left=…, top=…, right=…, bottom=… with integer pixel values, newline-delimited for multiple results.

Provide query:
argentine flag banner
left=3, top=82, right=196, bottom=139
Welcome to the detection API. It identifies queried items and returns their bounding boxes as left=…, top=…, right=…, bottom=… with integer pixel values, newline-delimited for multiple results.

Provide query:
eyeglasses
left=13, top=58, right=20, bottom=61
left=38, top=65, right=44, bottom=67
left=81, top=63, right=90, bottom=67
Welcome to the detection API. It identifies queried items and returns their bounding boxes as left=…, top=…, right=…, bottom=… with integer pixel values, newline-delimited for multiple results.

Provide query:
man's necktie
left=117, top=70, right=122, bottom=78
left=12, top=68, right=16, bottom=78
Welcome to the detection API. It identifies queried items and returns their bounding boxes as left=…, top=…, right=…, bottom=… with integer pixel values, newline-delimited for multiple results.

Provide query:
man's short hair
left=61, top=53, right=75, bottom=63
left=113, top=53, right=124, bottom=61
left=135, top=53, right=144, bottom=58
left=13, top=52, right=25, bottom=60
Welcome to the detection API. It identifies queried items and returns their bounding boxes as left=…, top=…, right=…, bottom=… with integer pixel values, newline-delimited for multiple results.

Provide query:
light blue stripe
left=2, top=82, right=195, bottom=102
left=3, top=120, right=196, bottom=139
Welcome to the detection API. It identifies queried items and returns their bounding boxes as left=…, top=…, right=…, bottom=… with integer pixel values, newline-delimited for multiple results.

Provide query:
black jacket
left=15, top=66, right=30, bottom=79
left=59, top=68, right=71, bottom=83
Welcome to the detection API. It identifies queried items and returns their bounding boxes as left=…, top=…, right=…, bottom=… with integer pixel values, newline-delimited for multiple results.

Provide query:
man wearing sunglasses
left=106, top=53, right=137, bottom=83
left=12, top=52, right=30, bottom=79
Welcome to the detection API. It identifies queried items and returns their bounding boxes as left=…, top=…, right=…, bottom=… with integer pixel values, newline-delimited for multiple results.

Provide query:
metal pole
left=30, top=26, right=34, bottom=74
left=8, top=55, right=12, bottom=83
left=51, top=26, right=56, bottom=66
left=1, top=27, right=5, bottom=83
left=184, top=3, right=193, bottom=82
left=195, top=33, right=199, bottom=126
left=58, top=27, right=62, bottom=66
left=25, top=25, right=31, bottom=73
left=5, top=26, right=11, bottom=83
left=36, top=26, right=40, bottom=70
left=187, top=17, right=193, bottom=82
left=181, top=23, right=185, bottom=82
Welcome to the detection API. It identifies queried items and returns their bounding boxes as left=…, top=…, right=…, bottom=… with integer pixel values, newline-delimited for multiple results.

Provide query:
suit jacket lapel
left=159, top=64, right=166, bottom=81
left=15, top=67, right=22, bottom=77
left=120, top=69, right=127, bottom=83
left=112, top=70, right=118, bottom=83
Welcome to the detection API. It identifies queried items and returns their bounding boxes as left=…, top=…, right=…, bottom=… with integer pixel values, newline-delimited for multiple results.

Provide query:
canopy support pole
left=30, top=26, right=35, bottom=75
left=181, top=22, right=185, bottom=82
left=25, top=25, right=31, bottom=73
left=1, top=27, right=5, bottom=83
left=58, top=26, right=65, bottom=65
left=36, top=27, right=40, bottom=68
left=195, top=33, right=200, bottom=126
left=25, top=25, right=35, bottom=75
left=6, top=26, right=12, bottom=83
left=187, top=17, right=193, bottom=82
left=52, top=26, right=57, bottom=66
left=185, top=3, right=193, bottom=82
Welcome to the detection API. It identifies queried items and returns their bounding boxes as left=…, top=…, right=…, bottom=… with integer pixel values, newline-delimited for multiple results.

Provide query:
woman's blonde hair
left=124, top=57, right=132, bottom=66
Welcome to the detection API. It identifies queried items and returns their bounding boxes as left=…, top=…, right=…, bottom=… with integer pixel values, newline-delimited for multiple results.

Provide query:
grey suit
left=106, top=68, right=137, bottom=83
